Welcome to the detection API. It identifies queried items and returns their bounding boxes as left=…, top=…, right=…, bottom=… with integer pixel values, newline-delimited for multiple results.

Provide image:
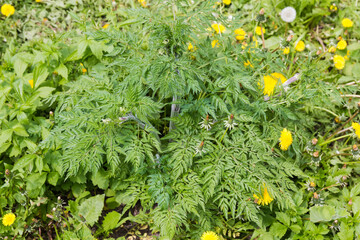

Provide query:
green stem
left=319, top=133, right=352, bottom=146
left=220, top=127, right=229, bottom=143
left=312, top=106, right=339, bottom=118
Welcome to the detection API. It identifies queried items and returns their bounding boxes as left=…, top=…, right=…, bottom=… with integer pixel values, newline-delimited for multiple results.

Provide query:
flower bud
left=353, top=144, right=358, bottom=151
left=5, top=169, right=10, bottom=176
left=259, top=8, right=265, bottom=15
left=313, top=151, right=319, bottom=158
left=312, top=138, right=318, bottom=145
left=349, top=198, right=353, bottom=205
left=313, top=192, right=319, bottom=199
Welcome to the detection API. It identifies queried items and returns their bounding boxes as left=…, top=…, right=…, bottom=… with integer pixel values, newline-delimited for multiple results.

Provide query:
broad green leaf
left=0, top=196, right=7, bottom=208
left=78, top=194, right=105, bottom=226
left=47, top=172, right=60, bottom=186
left=0, top=129, right=13, bottom=145
left=351, top=182, right=360, bottom=197
left=14, top=58, right=28, bottom=77
left=26, top=172, right=47, bottom=191
left=102, top=211, right=121, bottom=231
left=270, top=222, right=287, bottom=238
left=348, top=42, right=360, bottom=51
left=310, top=205, right=336, bottom=222
left=89, top=40, right=104, bottom=60
left=13, top=154, right=36, bottom=171
left=33, top=65, right=49, bottom=87
left=352, top=197, right=360, bottom=215
left=55, top=63, right=68, bottom=80
left=91, top=169, right=109, bottom=189
left=338, top=222, right=354, bottom=240
left=35, top=87, right=55, bottom=98
left=35, top=156, right=44, bottom=173
left=276, top=212, right=290, bottom=226
left=0, top=142, right=11, bottom=154
left=12, top=124, right=29, bottom=137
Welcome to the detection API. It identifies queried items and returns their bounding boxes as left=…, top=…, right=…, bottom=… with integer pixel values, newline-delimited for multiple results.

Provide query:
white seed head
left=280, top=7, right=296, bottom=23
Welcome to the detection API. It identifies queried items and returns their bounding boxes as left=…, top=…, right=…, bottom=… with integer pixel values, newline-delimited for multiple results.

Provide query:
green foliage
left=1, top=0, right=360, bottom=239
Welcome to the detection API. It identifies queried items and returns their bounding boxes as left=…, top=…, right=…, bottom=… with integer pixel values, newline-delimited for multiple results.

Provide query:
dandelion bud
left=58, top=196, right=61, bottom=200
left=312, top=138, right=318, bottom=145
left=199, top=141, right=204, bottom=148
left=49, top=111, right=54, bottom=117
left=230, top=114, right=234, bottom=120
left=349, top=198, right=353, bottom=205
left=342, top=175, right=347, bottom=181
left=286, top=35, right=294, bottom=42
left=316, top=50, right=322, bottom=55
left=334, top=219, right=338, bottom=224
left=313, top=151, right=319, bottom=158
left=313, top=192, right=319, bottom=199
left=310, top=182, right=316, bottom=187
left=353, top=144, right=358, bottom=151
left=52, top=207, right=56, bottom=212
left=259, top=8, right=265, bottom=15
left=5, top=169, right=10, bottom=175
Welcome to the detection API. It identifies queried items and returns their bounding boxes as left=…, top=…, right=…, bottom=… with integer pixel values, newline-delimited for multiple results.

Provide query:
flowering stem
left=220, top=127, right=229, bottom=143
left=319, top=133, right=352, bottom=146
left=312, top=106, right=340, bottom=118
left=260, top=23, right=265, bottom=49
left=317, top=183, right=340, bottom=193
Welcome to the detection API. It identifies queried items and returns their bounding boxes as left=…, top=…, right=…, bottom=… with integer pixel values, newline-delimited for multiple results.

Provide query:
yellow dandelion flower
left=28, top=79, right=34, bottom=89
left=188, top=43, right=195, bottom=52
left=82, top=68, right=87, bottom=74
left=244, top=60, right=253, bottom=68
left=283, top=47, right=290, bottom=54
left=2, top=213, right=16, bottom=226
left=337, top=39, right=347, bottom=50
left=35, top=0, right=42, bottom=2
left=201, top=231, right=219, bottom=240
left=295, top=40, right=305, bottom=52
left=223, top=0, right=231, bottom=5
left=234, top=28, right=246, bottom=40
left=211, top=23, right=226, bottom=34
left=102, top=24, right=109, bottom=29
left=1, top=4, right=15, bottom=17
left=310, top=182, right=316, bottom=187
left=342, top=18, right=353, bottom=28
left=211, top=40, right=219, bottom=48
left=279, top=128, right=293, bottom=151
left=253, top=185, right=273, bottom=206
left=255, top=26, right=265, bottom=36
left=352, top=122, right=360, bottom=139
left=329, top=4, right=337, bottom=11
left=328, top=46, right=336, bottom=53
left=333, top=54, right=345, bottom=70
left=271, top=72, right=287, bottom=83
left=263, top=75, right=277, bottom=96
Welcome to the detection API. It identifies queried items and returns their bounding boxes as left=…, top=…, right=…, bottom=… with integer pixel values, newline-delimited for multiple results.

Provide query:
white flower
left=280, top=7, right=296, bottom=23
left=101, top=118, right=112, bottom=124
left=223, top=114, right=237, bottom=130
left=195, top=141, right=206, bottom=156
left=199, top=115, right=214, bottom=131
